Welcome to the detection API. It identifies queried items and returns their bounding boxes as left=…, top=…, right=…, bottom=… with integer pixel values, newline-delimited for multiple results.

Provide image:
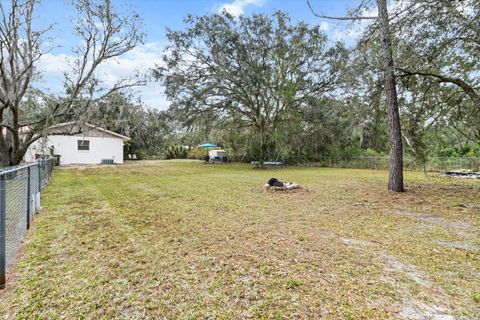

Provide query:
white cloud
left=37, top=52, right=70, bottom=76
left=319, top=21, right=329, bottom=32
left=332, top=22, right=368, bottom=42
left=35, top=42, right=170, bottom=110
left=215, top=0, right=265, bottom=17
left=329, top=7, right=377, bottom=44
left=96, top=42, right=163, bottom=86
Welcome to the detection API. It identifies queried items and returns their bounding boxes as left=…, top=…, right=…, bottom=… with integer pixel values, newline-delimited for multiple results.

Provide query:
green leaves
left=154, top=11, right=345, bottom=161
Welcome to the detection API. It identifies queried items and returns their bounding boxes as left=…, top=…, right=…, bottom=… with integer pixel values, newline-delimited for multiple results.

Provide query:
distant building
left=24, top=122, right=130, bottom=165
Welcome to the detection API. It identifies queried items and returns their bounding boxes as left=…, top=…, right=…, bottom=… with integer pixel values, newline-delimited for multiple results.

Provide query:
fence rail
left=0, top=158, right=55, bottom=289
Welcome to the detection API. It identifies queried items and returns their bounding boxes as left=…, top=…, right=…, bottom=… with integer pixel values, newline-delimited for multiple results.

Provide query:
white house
left=24, top=122, right=130, bottom=165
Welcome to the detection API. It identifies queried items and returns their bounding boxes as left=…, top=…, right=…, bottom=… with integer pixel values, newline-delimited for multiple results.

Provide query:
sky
left=29, top=0, right=373, bottom=110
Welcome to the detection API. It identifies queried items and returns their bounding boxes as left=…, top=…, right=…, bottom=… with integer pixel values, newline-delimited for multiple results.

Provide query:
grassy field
left=0, top=160, right=479, bottom=319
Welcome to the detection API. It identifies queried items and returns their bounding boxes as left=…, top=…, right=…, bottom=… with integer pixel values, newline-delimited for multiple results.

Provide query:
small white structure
left=24, top=122, right=130, bottom=165
left=208, top=149, right=228, bottom=163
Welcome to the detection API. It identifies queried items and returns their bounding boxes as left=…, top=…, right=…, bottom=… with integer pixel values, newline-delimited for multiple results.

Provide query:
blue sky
left=30, top=0, right=371, bottom=109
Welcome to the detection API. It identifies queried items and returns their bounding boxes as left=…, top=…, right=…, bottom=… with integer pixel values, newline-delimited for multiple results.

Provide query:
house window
left=78, top=140, right=90, bottom=151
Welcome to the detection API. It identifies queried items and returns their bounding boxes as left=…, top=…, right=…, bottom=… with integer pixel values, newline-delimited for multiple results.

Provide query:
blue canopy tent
left=199, top=143, right=217, bottom=148
left=198, top=143, right=216, bottom=163
left=198, top=143, right=229, bottom=163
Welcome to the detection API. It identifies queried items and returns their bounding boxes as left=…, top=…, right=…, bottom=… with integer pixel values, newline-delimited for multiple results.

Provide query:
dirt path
left=340, top=237, right=455, bottom=320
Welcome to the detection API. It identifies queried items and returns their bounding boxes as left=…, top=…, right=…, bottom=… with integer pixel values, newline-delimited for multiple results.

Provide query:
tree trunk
left=0, top=154, right=11, bottom=167
left=259, top=130, right=267, bottom=168
left=0, top=132, right=13, bottom=167
left=377, top=0, right=404, bottom=192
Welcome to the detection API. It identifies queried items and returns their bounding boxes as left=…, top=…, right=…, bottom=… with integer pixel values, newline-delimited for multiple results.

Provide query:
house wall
left=25, top=135, right=125, bottom=165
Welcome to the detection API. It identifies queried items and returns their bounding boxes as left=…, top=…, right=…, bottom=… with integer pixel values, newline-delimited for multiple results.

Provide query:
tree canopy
left=154, top=12, right=347, bottom=162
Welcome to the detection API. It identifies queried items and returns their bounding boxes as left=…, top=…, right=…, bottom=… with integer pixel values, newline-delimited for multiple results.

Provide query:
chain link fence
left=0, top=158, right=55, bottom=289
left=255, top=155, right=480, bottom=172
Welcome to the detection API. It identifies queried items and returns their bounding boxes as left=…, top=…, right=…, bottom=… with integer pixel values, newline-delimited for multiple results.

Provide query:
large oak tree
left=154, top=12, right=346, bottom=164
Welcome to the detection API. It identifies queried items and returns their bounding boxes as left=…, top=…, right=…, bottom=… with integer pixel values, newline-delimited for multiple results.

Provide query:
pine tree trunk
left=377, top=0, right=404, bottom=192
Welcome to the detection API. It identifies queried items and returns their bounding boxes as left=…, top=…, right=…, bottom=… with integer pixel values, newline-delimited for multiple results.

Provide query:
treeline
left=2, top=0, right=477, bottom=167
left=92, top=0, right=479, bottom=163
left=91, top=91, right=479, bottom=163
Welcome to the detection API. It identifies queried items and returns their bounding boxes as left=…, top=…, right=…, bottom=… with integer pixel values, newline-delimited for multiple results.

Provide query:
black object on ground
left=268, top=178, right=284, bottom=187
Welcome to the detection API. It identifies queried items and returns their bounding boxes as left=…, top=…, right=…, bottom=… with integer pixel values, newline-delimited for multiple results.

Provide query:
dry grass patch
left=0, top=160, right=478, bottom=319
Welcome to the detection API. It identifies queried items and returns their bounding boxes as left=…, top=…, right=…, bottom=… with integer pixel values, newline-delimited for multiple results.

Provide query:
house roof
left=48, top=122, right=131, bottom=141
left=1, top=125, right=30, bottom=137
left=6, top=121, right=131, bottom=141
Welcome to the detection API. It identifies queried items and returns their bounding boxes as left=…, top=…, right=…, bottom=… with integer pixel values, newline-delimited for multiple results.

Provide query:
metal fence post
left=26, top=166, right=31, bottom=230
left=36, top=161, right=41, bottom=209
left=0, top=175, right=6, bottom=289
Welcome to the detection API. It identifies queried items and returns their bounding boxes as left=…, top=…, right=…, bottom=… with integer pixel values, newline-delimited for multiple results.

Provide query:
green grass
left=0, top=160, right=479, bottom=319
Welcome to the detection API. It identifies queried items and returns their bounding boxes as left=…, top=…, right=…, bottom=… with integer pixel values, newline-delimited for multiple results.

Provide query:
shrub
left=438, top=147, right=458, bottom=157
left=362, top=148, right=386, bottom=157
left=465, top=145, right=480, bottom=157
left=187, top=147, right=207, bottom=160
left=164, top=145, right=187, bottom=159
left=136, top=149, right=147, bottom=160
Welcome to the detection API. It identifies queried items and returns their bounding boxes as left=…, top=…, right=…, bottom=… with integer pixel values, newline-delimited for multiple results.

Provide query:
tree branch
left=397, top=67, right=480, bottom=107
left=307, top=0, right=377, bottom=21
